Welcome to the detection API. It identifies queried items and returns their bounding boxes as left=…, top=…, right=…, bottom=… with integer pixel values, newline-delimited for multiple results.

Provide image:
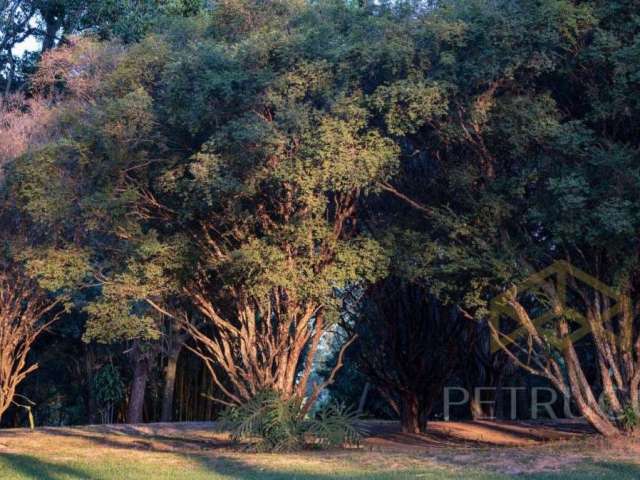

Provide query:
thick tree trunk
left=127, top=343, right=150, bottom=424
left=562, top=335, right=620, bottom=437
left=160, top=345, right=182, bottom=422
left=400, top=393, right=427, bottom=434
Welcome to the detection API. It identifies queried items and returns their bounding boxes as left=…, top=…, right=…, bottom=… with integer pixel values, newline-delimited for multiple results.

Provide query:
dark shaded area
left=0, top=454, right=98, bottom=480
left=2, top=451, right=640, bottom=480
left=520, top=463, right=640, bottom=480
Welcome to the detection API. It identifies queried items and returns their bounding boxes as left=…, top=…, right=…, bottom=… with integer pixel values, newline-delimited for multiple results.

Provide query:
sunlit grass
left=2, top=452, right=639, bottom=479
left=0, top=424, right=639, bottom=479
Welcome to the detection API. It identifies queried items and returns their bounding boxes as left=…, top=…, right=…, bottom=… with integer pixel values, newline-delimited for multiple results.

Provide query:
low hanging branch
left=302, top=333, right=357, bottom=416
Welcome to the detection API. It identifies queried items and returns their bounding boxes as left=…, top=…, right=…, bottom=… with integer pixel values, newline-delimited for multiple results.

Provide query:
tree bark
left=400, top=392, right=427, bottom=434
left=84, top=345, right=98, bottom=424
left=41, top=16, right=62, bottom=52
left=469, top=395, right=484, bottom=420
left=160, top=345, right=182, bottom=422
left=492, top=290, right=627, bottom=437
left=357, top=382, right=371, bottom=415
left=494, top=375, right=504, bottom=420
left=127, top=343, right=150, bottom=424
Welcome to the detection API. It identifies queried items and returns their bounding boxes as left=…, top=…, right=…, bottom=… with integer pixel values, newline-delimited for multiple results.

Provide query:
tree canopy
left=1, top=0, right=640, bottom=438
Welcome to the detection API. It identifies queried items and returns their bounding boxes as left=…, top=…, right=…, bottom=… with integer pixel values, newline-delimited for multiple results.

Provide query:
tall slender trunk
left=127, top=343, right=150, bottom=424
left=160, top=345, right=182, bottom=422
left=3, top=55, right=14, bottom=98
left=496, top=292, right=626, bottom=436
left=494, top=374, right=505, bottom=420
left=357, top=382, right=371, bottom=415
left=84, top=345, right=98, bottom=424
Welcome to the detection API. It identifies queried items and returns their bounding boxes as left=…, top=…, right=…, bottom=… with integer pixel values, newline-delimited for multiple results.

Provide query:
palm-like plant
left=217, top=390, right=362, bottom=452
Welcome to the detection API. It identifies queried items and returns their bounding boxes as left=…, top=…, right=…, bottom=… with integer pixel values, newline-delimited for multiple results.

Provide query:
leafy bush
left=217, top=390, right=362, bottom=452
left=92, top=364, right=124, bottom=424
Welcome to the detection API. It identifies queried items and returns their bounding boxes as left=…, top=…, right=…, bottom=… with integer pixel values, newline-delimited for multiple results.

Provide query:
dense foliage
left=1, top=0, right=639, bottom=441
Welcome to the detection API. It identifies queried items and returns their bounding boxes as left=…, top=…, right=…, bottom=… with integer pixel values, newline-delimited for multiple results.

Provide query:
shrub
left=217, top=390, right=362, bottom=452
left=620, top=404, right=640, bottom=433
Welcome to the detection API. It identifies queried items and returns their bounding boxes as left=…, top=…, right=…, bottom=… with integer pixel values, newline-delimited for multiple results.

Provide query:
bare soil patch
left=363, top=419, right=594, bottom=450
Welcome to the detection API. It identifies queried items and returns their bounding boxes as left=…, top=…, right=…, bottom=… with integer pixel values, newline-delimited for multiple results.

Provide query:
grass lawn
left=1, top=453, right=639, bottom=479
left=1, top=422, right=638, bottom=479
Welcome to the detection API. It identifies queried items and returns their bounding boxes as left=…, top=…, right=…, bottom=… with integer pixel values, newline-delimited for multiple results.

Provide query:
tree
left=143, top=22, right=398, bottom=407
left=0, top=263, right=62, bottom=422
left=4, top=35, right=167, bottom=424
left=6, top=2, right=399, bottom=417
left=345, top=278, right=469, bottom=433
left=0, top=0, right=39, bottom=96
left=371, top=0, right=640, bottom=436
left=6, top=0, right=640, bottom=437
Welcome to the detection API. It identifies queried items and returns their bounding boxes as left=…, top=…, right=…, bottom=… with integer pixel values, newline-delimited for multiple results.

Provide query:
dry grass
left=0, top=421, right=639, bottom=479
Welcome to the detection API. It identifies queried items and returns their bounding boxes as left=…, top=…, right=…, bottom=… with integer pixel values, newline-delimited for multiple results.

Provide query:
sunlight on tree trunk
left=0, top=267, right=60, bottom=422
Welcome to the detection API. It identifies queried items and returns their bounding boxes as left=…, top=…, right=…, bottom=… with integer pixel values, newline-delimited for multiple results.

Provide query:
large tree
left=120, top=1, right=399, bottom=408
left=345, top=278, right=470, bottom=433
left=7, top=1, right=399, bottom=415
left=373, top=0, right=640, bottom=436
left=7, top=0, right=640, bottom=437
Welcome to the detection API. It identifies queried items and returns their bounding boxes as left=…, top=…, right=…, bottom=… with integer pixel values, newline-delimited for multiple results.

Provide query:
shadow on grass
left=4, top=425, right=640, bottom=480
left=2, top=450, right=640, bottom=479
left=520, top=462, right=640, bottom=480
left=191, top=456, right=640, bottom=480
left=189, top=453, right=453, bottom=480
left=0, top=453, right=98, bottom=480
left=0, top=451, right=444, bottom=480
left=39, top=425, right=231, bottom=453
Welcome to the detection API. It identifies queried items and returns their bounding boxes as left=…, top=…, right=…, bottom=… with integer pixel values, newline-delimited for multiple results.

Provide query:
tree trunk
left=84, top=345, right=98, bottom=424
left=469, top=395, right=484, bottom=420
left=562, top=336, right=620, bottom=437
left=3, top=55, right=14, bottom=98
left=127, top=343, right=150, bottom=424
left=41, top=17, right=62, bottom=52
left=400, top=393, right=426, bottom=434
left=357, top=382, right=371, bottom=415
left=160, top=345, right=182, bottom=422
left=494, top=375, right=505, bottom=420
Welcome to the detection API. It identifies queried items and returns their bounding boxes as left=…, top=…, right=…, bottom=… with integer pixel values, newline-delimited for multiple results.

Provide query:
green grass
left=1, top=453, right=639, bottom=480
left=1, top=423, right=638, bottom=479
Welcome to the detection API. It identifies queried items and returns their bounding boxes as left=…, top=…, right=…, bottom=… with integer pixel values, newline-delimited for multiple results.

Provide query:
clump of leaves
left=92, top=364, right=124, bottom=424
left=217, top=390, right=362, bottom=452
left=619, top=404, right=640, bottom=432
